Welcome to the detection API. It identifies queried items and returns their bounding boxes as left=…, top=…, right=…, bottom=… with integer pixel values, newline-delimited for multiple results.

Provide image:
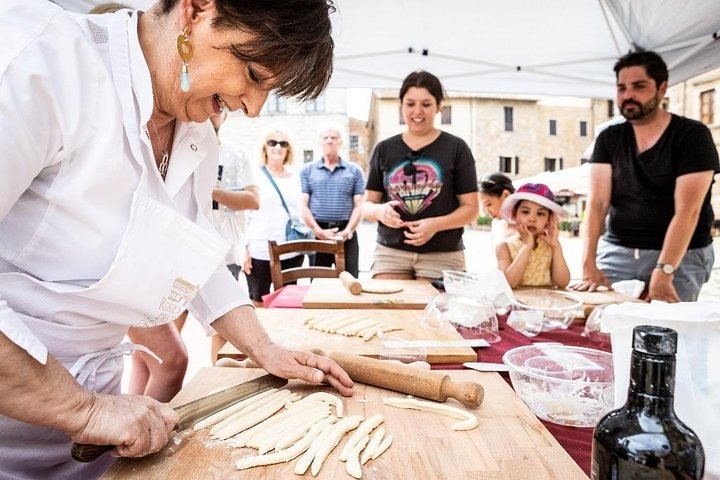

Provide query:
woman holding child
left=362, top=70, right=479, bottom=279
left=496, top=183, right=571, bottom=288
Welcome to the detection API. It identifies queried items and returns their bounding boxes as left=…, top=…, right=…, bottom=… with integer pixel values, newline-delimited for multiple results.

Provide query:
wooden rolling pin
left=319, top=350, right=484, bottom=408
left=339, top=271, right=362, bottom=295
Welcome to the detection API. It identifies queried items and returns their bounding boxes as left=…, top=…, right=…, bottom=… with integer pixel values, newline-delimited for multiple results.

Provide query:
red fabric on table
left=433, top=314, right=611, bottom=477
left=261, top=285, right=309, bottom=308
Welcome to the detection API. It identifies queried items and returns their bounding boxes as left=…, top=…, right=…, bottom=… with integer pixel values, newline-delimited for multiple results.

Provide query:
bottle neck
left=625, top=350, right=676, bottom=413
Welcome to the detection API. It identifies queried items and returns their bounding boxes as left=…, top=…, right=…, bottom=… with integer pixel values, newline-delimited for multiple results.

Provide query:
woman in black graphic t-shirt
left=362, top=71, right=479, bottom=280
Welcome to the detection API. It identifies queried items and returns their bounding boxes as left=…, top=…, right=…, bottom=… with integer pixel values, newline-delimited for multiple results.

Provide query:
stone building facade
left=367, top=90, right=612, bottom=181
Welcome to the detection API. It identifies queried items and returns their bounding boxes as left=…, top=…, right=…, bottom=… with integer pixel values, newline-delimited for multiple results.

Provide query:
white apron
left=0, top=11, right=228, bottom=479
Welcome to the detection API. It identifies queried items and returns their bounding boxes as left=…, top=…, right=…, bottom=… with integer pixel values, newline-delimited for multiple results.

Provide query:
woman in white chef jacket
left=0, top=0, right=352, bottom=478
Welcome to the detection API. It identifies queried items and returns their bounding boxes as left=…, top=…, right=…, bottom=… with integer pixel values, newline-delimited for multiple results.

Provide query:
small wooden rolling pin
left=318, top=350, right=485, bottom=408
left=339, top=271, right=362, bottom=295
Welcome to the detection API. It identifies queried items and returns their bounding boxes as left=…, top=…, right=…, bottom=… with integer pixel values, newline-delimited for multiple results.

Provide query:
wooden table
left=102, top=367, right=588, bottom=480
left=303, top=278, right=439, bottom=309
left=218, top=309, right=477, bottom=364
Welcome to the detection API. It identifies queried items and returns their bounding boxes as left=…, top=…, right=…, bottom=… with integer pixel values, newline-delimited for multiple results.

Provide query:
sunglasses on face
left=266, top=139, right=289, bottom=148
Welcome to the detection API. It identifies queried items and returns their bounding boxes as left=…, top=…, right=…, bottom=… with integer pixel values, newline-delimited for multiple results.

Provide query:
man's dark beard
left=620, top=95, right=660, bottom=121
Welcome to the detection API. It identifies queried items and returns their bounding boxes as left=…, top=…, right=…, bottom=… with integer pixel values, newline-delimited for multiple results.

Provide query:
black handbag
left=261, top=166, right=314, bottom=241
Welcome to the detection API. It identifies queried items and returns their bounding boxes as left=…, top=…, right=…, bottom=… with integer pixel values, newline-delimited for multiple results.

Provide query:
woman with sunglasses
left=362, top=70, right=480, bottom=280
left=478, top=172, right=517, bottom=245
left=244, top=128, right=307, bottom=305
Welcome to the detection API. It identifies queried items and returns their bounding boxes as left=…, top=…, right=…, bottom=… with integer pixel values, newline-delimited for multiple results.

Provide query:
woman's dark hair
left=478, top=172, right=515, bottom=197
left=399, top=70, right=444, bottom=104
left=613, top=50, right=668, bottom=88
left=159, top=0, right=335, bottom=101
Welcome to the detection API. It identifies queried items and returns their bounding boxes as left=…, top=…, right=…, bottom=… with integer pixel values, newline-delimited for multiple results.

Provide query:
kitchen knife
left=463, top=362, right=511, bottom=372
left=71, top=373, right=287, bottom=462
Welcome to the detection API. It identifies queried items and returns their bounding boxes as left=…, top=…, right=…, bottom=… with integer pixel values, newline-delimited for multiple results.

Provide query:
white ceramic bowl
left=511, top=289, right=583, bottom=330
left=503, top=345, right=614, bottom=427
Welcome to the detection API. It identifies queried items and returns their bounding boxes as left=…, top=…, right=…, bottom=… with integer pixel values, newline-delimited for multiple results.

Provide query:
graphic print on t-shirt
left=386, top=157, right=443, bottom=215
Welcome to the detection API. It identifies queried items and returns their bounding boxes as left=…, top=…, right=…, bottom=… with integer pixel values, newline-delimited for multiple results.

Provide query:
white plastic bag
left=602, top=301, right=720, bottom=479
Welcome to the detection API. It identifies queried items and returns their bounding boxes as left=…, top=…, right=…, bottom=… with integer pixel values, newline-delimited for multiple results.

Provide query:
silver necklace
left=148, top=118, right=173, bottom=180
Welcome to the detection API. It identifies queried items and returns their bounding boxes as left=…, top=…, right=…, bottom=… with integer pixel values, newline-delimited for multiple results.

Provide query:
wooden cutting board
left=102, top=368, right=588, bottom=480
left=303, top=278, right=439, bottom=309
left=218, top=309, right=478, bottom=364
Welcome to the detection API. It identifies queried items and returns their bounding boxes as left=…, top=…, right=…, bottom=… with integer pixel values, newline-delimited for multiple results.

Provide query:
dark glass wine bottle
left=591, top=325, right=704, bottom=480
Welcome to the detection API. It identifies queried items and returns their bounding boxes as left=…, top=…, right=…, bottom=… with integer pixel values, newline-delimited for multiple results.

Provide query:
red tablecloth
left=434, top=315, right=611, bottom=477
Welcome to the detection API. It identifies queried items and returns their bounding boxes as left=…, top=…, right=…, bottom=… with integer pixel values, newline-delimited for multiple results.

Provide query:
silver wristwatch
left=655, top=263, right=676, bottom=275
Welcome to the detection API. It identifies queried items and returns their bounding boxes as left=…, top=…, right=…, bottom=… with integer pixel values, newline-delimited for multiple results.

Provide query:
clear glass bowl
left=511, top=289, right=583, bottom=331
left=442, top=270, right=482, bottom=298
left=503, top=345, right=614, bottom=427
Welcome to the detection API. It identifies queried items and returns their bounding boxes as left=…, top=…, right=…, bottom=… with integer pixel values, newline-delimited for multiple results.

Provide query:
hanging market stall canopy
left=514, top=163, right=592, bottom=197
left=329, top=0, right=720, bottom=98
left=56, top=0, right=720, bottom=99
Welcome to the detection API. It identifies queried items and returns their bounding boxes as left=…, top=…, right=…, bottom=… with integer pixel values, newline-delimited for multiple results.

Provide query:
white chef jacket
left=0, top=1, right=251, bottom=364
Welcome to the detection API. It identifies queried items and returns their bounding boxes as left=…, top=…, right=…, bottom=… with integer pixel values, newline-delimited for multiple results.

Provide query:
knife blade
left=463, top=362, right=510, bottom=372
left=71, top=373, right=287, bottom=462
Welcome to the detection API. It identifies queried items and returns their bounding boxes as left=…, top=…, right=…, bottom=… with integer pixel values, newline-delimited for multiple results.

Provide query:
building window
left=701, top=89, right=715, bottom=125
left=399, top=106, right=405, bottom=125
left=580, top=121, right=587, bottom=137
left=607, top=100, right=614, bottom=118
left=305, top=94, right=325, bottom=113
left=504, top=107, right=513, bottom=132
left=514, top=156, right=520, bottom=175
left=544, top=157, right=558, bottom=172
left=349, top=134, right=359, bottom=152
left=498, top=157, right=519, bottom=174
left=266, top=94, right=286, bottom=114
left=303, top=150, right=314, bottom=163
left=441, top=105, right=452, bottom=124
left=549, top=119, right=557, bottom=136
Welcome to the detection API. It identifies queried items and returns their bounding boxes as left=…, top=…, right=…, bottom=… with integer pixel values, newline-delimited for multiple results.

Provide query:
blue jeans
left=596, top=238, right=714, bottom=301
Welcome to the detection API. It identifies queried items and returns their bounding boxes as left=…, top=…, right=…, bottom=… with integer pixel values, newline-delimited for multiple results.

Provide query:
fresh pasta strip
left=212, top=392, right=299, bottom=440
left=339, top=414, right=384, bottom=461
left=254, top=406, right=330, bottom=454
left=233, top=399, right=322, bottom=448
left=294, top=423, right=336, bottom=475
left=285, top=391, right=344, bottom=417
left=235, top=420, right=327, bottom=470
left=209, top=389, right=293, bottom=436
left=193, top=388, right=278, bottom=431
left=382, top=397, right=478, bottom=431
left=360, top=426, right=385, bottom=465
left=345, top=435, right=370, bottom=479
left=371, top=434, right=393, bottom=460
left=274, top=414, right=338, bottom=452
left=310, top=415, right=364, bottom=476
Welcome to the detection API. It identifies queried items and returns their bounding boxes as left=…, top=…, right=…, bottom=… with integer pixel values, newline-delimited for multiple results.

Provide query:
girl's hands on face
left=516, top=223, right=535, bottom=248
left=539, top=215, right=559, bottom=247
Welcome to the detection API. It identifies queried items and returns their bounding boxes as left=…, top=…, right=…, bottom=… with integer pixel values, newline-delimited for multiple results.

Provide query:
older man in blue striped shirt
left=300, top=124, right=365, bottom=277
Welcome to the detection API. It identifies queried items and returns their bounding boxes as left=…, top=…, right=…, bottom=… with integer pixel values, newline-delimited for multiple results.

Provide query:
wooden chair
left=268, top=239, right=345, bottom=291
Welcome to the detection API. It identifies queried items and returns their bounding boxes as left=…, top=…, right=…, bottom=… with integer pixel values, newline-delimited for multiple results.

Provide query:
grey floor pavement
left=123, top=221, right=720, bottom=391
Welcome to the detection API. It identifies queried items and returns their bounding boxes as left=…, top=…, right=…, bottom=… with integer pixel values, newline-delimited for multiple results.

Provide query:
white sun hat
left=500, top=183, right=569, bottom=223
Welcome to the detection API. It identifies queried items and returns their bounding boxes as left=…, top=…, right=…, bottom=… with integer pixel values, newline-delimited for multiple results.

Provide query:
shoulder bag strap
left=261, top=166, right=291, bottom=215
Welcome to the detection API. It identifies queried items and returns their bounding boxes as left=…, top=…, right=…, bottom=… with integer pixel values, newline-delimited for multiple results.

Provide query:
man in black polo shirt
left=574, top=50, right=719, bottom=302
left=300, top=124, right=365, bottom=277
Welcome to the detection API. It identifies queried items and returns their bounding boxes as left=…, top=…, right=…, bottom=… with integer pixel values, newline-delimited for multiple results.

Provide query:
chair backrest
left=268, top=239, right=345, bottom=290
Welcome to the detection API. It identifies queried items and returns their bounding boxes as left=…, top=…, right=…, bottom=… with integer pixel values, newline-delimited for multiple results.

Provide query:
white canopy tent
left=329, top=0, right=720, bottom=98
left=55, top=0, right=720, bottom=98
